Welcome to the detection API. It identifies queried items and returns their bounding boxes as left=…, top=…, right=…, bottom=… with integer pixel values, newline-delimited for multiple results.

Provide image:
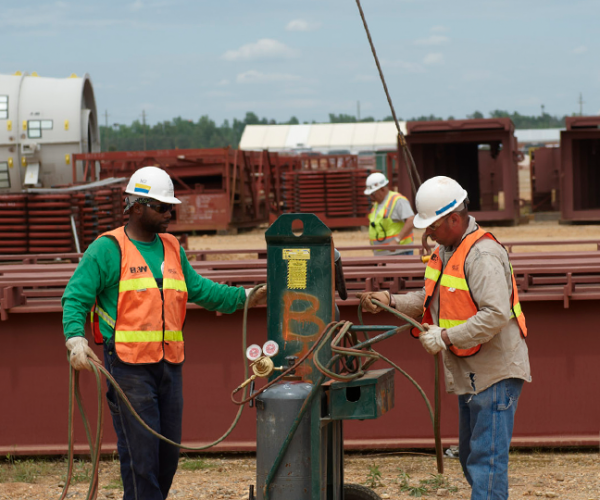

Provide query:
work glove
left=419, top=323, right=447, bottom=355
left=246, top=285, right=267, bottom=308
left=65, top=336, right=101, bottom=372
left=354, top=291, right=390, bottom=314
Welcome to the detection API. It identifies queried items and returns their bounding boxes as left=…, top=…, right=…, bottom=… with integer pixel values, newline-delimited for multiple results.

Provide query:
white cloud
left=431, top=26, right=449, bottom=33
left=573, top=45, right=587, bottom=54
left=130, top=0, right=143, bottom=11
left=236, top=70, right=301, bottom=84
left=414, top=35, right=450, bottom=46
left=223, top=39, right=296, bottom=61
left=286, top=19, right=319, bottom=32
left=423, top=53, right=443, bottom=65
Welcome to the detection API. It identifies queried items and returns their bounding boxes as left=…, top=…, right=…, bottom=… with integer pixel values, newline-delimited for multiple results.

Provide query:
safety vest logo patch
left=129, top=266, right=148, bottom=274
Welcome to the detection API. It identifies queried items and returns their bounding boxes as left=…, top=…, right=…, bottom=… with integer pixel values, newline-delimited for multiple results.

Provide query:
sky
left=2, top=0, right=599, bottom=126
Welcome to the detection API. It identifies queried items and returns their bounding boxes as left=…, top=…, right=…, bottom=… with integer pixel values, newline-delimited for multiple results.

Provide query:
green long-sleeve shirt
left=62, top=232, right=246, bottom=341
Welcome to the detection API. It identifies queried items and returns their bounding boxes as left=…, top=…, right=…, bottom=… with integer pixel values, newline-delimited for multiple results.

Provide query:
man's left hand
left=419, top=324, right=447, bottom=355
left=246, top=286, right=267, bottom=308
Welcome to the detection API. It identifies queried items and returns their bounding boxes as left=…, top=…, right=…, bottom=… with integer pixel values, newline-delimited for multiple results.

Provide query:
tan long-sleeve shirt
left=392, top=216, right=531, bottom=395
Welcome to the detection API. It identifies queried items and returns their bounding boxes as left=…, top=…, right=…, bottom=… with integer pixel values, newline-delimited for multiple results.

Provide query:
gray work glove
left=354, top=291, right=390, bottom=314
left=65, top=337, right=101, bottom=371
left=419, top=323, right=447, bottom=355
left=246, top=285, right=267, bottom=308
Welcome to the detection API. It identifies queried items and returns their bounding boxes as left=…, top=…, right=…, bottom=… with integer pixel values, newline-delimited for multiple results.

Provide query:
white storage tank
left=0, top=71, right=100, bottom=193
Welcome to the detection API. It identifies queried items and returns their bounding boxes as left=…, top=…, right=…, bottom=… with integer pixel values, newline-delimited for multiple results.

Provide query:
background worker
left=357, top=176, right=531, bottom=500
left=62, top=166, right=266, bottom=500
left=364, top=172, right=415, bottom=255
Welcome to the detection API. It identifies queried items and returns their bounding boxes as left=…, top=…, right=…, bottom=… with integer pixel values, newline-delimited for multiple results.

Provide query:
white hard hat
left=364, top=172, right=389, bottom=195
left=125, top=166, right=181, bottom=204
left=413, top=176, right=468, bottom=229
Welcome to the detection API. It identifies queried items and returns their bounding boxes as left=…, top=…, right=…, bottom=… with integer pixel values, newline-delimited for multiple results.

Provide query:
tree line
left=100, top=110, right=572, bottom=152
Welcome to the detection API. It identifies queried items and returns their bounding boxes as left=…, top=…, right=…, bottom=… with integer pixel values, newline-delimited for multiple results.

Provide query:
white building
left=0, top=72, right=100, bottom=193
left=239, top=121, right=407, bottom=154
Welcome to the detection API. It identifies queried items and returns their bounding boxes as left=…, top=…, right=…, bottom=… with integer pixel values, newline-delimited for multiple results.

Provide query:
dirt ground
left=186, top=220, right=600, bottom=258
left=0, top=451, right=598, bottom=499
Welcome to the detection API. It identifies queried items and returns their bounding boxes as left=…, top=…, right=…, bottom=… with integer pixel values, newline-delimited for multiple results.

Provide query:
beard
left=140, top=211, right=170, bottom=234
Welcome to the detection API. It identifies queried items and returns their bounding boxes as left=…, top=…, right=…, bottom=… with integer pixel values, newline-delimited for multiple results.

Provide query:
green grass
left=103, top=477, right=123, bottom=490
left=397, top=469, right=458, bottom=497
left=364, top=464, right=385, bottom=488
left=179, top=458, right=214, bottom=471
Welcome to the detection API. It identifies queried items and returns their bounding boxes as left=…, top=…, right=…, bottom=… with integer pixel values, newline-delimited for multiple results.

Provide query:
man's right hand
left=354, top=291, right=390, bottom=314
left=65, top=337, right=101, bottom=371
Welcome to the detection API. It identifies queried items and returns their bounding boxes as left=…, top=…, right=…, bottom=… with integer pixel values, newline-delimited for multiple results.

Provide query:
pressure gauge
left=246, top=344, right=262, bottom=361
left=262, top=340, right=279, bottom=357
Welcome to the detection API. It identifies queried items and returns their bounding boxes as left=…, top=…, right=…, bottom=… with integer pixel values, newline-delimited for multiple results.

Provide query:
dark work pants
left=104, top=341, right=183, bottom=500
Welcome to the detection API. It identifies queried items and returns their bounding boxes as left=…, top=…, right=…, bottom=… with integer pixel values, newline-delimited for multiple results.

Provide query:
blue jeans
left=104, top=342, right=183, bottom=500
left=458, top=378, right=524, bottom=500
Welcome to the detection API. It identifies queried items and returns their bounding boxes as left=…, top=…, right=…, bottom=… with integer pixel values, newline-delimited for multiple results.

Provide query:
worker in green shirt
left=62, top=166, right=266, bottom=500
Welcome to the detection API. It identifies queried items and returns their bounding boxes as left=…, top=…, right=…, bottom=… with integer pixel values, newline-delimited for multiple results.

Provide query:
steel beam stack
left=26, top=194, right=75, bottom=253
left=280, top=168, right=371, bottom=228
left=2, top=241, right=600, bottom=453
left=0, top=194, right=28, bottom=254
left=73, top=187, right=124, bottom=249
left=76, top=148, right=272, bottom=233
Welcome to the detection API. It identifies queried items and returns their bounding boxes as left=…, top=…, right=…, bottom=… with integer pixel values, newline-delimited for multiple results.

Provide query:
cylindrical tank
left=256, top=380, right=313, bottom=500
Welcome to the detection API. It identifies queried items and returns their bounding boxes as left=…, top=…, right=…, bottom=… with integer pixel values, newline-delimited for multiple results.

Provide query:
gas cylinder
left=256, top=380, right=313, bottom=500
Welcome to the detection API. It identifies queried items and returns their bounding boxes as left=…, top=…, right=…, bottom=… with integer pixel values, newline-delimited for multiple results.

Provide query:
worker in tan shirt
left=357, top=176, right=531, bottom=500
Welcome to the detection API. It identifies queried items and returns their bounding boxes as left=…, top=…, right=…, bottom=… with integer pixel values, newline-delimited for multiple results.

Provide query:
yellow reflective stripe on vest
left=439, top=318, right=467, bottom=328
left=370, top=232, right=401, bottom=245
left=119, top=277, right=158, bottom=293
left=163, top=278, right=188, bottom=292
left=510, top=302, right=523, bottom=319
left=424, top=267, right=441, bottom=282
left=115, top=330, right=163, bottom=342
left=95, top=304, right=116, bottom=328
left=440, top=274, right=469, bottom=291
left=165, top=330, right=183, bottom=341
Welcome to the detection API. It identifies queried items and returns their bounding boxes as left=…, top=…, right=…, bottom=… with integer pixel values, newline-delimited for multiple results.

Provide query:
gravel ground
left=0, top=451, right=598, bottom=499
left=187, top=220, right=600, bottom=258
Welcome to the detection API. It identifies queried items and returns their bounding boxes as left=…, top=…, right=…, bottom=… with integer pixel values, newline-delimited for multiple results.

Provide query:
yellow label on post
left=21, top=157, right=27, bottom=167
left=8, top=157, right=13, bottom=168
left=22, top=120, right=27, bottom=130
left=64, top=119, right=69, bottom=131
left=7, top=120, right=12, bottom=131
left=287, top=260, right=307, bottom=289
left=283, top=249, right=310, bottom=260
left=65, top=154, right=70, bottom=165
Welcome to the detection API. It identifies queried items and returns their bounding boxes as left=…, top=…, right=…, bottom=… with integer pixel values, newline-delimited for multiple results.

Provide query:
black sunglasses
left=144, top=203, right=174, bottom=214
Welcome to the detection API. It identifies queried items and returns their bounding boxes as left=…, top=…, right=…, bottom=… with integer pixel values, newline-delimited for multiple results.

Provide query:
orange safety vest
left=411, top=228, right=527, bottom=357
left=90, top=227, right=188, bottom=364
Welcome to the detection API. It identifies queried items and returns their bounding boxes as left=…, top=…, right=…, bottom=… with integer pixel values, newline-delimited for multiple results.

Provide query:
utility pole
left=357, top=101, right=361, bottom=122
left=578, top=92, right=584, bottom=116
left=142, top=110, right=147, bottom=151
left=104, top=110, right=109, bottom=152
